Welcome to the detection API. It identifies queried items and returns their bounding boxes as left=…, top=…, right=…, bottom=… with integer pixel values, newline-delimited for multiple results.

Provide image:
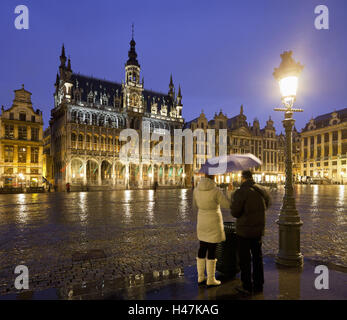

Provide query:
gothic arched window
left=78, top=112, right=84, bottom=124
left=78, top=134, right=83, bottom=149
left=93, top=135, right=98, bottom=150
left=71, top=133, right=77, bottom=148
left=101, top=136, right=105, bottom=151
left=71, top=111, right=77, bottom=123
left=99, top=115, right=104, bottom=127
left=88, top=92, right=94, bottom=104
left=129, top=94, right=139, bottom=107
left=86, top=135, right=91, bottom=150
left=92, top=114, right=97, bottom=126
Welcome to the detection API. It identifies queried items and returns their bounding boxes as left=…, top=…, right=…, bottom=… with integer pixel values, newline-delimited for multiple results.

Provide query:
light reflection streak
left=312, top=185, right=319, bottom=209
left=179, top=188, right=189, bottom=219
left=124, top=190, right=132, bottom=222
left=78, top=192, right=87, bottom=223
left=146, top=190, right=155, bottom=223
left=17, top=193, right=28, bottom=224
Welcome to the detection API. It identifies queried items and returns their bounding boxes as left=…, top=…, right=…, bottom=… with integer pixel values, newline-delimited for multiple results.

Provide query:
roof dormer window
left=19, top=112, right=26, bottom=121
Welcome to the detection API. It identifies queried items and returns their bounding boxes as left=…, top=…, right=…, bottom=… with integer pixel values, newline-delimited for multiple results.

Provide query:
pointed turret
left=60, top=44, right=67, bottom=67
left=168, top=74, right=174, bottom=98
left=67, top=57, right=72, bottom=71
left=126, top=27, right=140, bottom=67
left=175, top=85, right=183, bottom=118
left=177, top=85, right=182, bottom=104
left=65, top=57, right=72, bottom=81
left=54, top=73, right=60, bottom=91
left=240, top=104, right=244, bottom=115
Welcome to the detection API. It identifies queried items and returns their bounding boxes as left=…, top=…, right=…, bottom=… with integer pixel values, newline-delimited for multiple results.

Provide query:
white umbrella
left=199, top=153, right=262, bottom=175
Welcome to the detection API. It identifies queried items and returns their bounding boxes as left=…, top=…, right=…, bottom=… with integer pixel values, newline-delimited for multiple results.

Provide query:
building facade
left=42, top=127, right=53, bottom=186
left=0, top=86, right=44, bottom=188
left=50, top=37, right=185, bottom=190
left=300, top=108, right=347, bottom=183
left=184, top=106, right=285, bottom=185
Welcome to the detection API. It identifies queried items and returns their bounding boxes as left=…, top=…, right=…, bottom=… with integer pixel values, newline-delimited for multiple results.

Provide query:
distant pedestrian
left=193, top=174, right=231, bottom=286
left=54, top=185, right=58, bottom=192
left=66, top=182, right=71, bottom=193
left=230, top=170, right=271, bottom=295
left=48, top=184, right=51, bottom=192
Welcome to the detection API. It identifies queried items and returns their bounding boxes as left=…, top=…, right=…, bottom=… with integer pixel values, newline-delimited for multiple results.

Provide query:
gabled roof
left=71, top=74, right=122, bottom=107
left=302, top=107, right=347, bottom=131
left=71, top=73, right=175, bottom=113
left=183, top=117, right=199, bottom=129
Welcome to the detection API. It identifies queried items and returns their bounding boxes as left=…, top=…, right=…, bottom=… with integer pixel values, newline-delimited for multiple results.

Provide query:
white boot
left=196, top=257, right=206, bottom=284
left=206, top=259, right=221, bottom=286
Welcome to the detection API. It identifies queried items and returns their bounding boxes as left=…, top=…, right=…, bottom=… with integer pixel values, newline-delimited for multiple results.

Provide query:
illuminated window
left=4, top=167, right=13, bottom=174
left=5, top=125, right=14, bottom=139
left=31, top=147, right=39, bottom=163
left=71, top=133, right=77, bottom=148
left=324, top=133, right=329, bottom=143
left=31, top=127, right=39, bottom=141
left=4, top=146, right=14, bottom=162
left=93, top=135, right=98, bottom=150
left=18, top=147, right=27, bottom=163
left=78, top=134, right=83, bottom=149
left=86, top=135, right=91, bottom=150
left=18, top=126, right=27, bottom=140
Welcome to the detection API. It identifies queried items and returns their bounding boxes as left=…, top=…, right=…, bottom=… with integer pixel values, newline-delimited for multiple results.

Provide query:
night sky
left=0, top=0, right=346, bottom=132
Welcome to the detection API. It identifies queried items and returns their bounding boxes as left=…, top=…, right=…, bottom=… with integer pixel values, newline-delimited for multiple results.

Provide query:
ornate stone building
left=184, top=106, right=285, bottom=185
left=300, top=108, right=347, bottom=183
left=49, top=37, right=185, bottom=190
left=0, top=86, right=43, bottom=188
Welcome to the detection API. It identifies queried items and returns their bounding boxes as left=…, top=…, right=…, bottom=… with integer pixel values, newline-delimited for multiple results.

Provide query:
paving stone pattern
left=0, top=185, right=345, bottom=296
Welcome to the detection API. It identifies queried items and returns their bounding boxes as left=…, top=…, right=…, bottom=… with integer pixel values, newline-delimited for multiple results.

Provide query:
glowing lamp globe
left=273, top=51, right=303, bottom=106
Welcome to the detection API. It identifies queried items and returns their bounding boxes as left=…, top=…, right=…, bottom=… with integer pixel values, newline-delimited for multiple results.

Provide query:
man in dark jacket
left=231, top=170, right=271, bottom=295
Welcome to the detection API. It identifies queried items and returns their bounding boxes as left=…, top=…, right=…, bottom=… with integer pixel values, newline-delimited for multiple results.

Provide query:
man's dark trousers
left=237, top=235, right=264, bottom=291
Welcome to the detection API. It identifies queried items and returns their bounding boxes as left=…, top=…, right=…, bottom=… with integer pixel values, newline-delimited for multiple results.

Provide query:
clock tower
left=123, top=27, right=144, bottom=113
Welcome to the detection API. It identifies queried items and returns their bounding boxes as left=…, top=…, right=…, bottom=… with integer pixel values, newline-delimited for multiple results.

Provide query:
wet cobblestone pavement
left=0, top=185, right=346, bottom=297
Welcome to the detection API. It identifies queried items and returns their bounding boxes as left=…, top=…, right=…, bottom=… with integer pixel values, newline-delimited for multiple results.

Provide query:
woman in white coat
left=193, top=174, right=231, bottom=286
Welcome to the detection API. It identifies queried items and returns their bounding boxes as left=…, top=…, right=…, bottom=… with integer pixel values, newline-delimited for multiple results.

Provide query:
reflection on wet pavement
left=3, top=257, right=346, bottom=300
left=0, top=185, right=346, bottom=297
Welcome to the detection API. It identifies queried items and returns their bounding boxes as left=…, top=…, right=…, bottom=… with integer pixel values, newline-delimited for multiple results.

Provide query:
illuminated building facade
left=184, top=106, right=285, bottom=185
left=0, top=86, right=44, bottom=188
left=49, top=37, right=185, bottom=190
left=300, top=108, right=347, bottom=183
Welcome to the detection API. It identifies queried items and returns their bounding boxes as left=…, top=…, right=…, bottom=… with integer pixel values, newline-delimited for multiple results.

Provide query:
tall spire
left=55, top=73, right=59, bottom=86
left=60, top=44, right=66, bottom=67
left=177, top=85, right=182, bottom=106
left=168, top=74, right=174, bottom=97
left=67, top=57, right=72, bottom=71
left=126, top=24, right=140, bottom=67
left=178, top=85, right=182, bottom=97
left=240, top=104, right=244, bottom=115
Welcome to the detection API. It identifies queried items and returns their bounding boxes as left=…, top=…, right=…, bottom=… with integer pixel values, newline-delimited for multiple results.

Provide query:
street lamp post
left=273, top=51, right=304, bottom=267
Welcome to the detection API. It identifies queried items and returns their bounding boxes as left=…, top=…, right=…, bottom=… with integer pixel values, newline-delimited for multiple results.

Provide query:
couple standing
left=193, top=170, right=271, bottom=295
